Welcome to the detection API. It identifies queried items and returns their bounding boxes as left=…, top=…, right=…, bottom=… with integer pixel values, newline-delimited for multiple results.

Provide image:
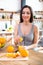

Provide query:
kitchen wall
left=26, top=0, right=43, bottom=11
left=0, top=0, right=21, bottom=11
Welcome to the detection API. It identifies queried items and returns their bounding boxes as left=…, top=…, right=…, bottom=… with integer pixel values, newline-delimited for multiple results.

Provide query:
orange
left=6, top=45, right=14, bottom=53
left=18, top=46, right=29, bottom=57
left=0, top=37, right=6, bottom=44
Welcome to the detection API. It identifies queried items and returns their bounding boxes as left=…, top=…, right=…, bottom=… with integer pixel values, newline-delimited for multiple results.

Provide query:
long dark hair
left=20, top=5, right=33, bottom=23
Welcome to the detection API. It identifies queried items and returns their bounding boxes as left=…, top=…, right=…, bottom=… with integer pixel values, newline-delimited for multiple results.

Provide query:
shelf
left=35, top=11, right=43, bottom=15
left=0, top=18, right=12, bottom=21
left=0, top=31, right=14, bottom=34
left=39, top=0, right=43, bottom=2
left=0, top=10, right=20, bottom=14
left=39, top=29, right=43, bottom=31
left=0, top=11, right=20, bottom=21
left=34, top=19, right=43, bottom=21
left=0, top=10, right=14, bottom=13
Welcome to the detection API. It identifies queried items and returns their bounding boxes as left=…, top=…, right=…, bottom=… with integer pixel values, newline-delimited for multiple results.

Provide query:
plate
left=0, top=57, right=29, bottom=61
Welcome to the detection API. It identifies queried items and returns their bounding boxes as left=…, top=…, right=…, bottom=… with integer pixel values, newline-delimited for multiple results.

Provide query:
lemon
left=1, top=44, right=5, bottom=48
left=19, top=37, right=23, bottom=42
left=6, top=53, right=17, bottom=58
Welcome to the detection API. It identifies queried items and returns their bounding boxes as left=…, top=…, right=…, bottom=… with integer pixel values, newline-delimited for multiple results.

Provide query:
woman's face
left=22, top=8, right=31, bottom=22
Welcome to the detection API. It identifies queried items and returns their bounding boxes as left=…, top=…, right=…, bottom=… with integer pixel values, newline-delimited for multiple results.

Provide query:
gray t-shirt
left=18, top=23, right=34, bottom=46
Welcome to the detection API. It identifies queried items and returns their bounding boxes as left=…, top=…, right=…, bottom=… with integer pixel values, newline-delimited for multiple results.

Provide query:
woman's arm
left=27, top=25, right=39, bottom=49
left=14, top=24, right=21, bottom=43
left=33, top=25, right=39, bottom=44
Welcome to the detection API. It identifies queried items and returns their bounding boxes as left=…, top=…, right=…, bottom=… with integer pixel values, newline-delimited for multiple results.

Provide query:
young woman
left=14, top=5, right=39, bottom=49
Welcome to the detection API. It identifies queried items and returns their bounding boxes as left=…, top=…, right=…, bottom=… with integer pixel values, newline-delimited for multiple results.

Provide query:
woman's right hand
left=14, top=36, right=23, bottom=44
left=14, top=36, right=21, bottom=44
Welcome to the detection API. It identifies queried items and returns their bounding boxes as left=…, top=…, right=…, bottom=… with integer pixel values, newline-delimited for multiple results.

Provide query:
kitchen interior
left=0, top=0, right=43, bottom=48
left=0, top=0, right=43, bottom=65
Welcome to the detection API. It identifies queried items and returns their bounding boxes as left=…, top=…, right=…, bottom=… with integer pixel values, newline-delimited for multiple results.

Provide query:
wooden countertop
left=0, top=49, right=43, bottom=65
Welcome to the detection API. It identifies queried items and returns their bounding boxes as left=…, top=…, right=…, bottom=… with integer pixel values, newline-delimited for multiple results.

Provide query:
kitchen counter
left=0, top=49, right=43, bottom=65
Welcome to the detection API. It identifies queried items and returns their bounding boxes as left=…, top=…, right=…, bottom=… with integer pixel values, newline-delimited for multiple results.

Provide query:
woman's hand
left=14, top=36, right=20, bottom=44
left=14, top=36, right=23, bottom=44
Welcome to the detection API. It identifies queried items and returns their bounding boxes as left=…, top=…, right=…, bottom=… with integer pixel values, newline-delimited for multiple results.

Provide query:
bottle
left=5, top=23, right=7, bottom=29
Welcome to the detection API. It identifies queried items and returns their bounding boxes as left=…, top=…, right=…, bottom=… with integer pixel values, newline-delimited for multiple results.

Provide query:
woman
left=14, top=5, right=39, bottom=49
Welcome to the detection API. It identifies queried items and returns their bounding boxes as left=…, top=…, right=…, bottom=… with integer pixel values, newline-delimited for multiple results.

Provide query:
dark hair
left=20, top=5, right=33, bottom=23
